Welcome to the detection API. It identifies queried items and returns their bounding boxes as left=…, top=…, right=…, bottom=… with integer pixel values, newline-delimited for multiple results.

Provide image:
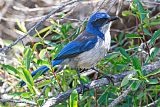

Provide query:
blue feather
left=52, top=60, right=63, bottom=66
left=55, top=31, right=97, bottom=60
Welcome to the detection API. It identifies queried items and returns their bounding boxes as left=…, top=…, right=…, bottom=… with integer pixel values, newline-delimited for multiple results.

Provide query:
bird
left=20, top=12, right=119, bottom=90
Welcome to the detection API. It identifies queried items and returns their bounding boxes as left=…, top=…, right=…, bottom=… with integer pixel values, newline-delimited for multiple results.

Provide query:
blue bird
left=20, top=12, right=118, bottom=89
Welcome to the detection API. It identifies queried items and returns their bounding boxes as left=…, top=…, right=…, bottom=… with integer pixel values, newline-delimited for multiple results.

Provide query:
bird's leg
left=76, top=69, right=87, bottom=94
left=91, top=67, right=114, bottom=85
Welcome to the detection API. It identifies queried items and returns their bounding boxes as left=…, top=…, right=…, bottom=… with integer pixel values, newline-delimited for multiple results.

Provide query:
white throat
left=100, top=22, right=112, bottom=50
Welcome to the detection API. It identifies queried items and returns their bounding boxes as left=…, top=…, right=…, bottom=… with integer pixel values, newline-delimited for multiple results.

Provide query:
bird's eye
left=91, top=18, right=108, bottom=27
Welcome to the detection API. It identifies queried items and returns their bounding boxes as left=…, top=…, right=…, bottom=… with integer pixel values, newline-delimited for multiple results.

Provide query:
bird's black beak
left=108, top=16, right=119, bottom=22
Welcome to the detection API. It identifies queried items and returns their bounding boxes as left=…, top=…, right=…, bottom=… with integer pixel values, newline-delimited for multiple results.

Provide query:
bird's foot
left=77, top=83, right=88, bottom=94
left=102, top=75, right=114, bottom=85
left=91, top=68, right=114, bottom=85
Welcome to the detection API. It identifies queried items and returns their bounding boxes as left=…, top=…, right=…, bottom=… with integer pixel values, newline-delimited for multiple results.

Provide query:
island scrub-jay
left=20, top=12, right=118, bottom=87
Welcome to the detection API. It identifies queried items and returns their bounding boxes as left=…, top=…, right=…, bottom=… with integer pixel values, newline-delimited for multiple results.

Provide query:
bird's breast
left=70, top=37, right=110, bottom=69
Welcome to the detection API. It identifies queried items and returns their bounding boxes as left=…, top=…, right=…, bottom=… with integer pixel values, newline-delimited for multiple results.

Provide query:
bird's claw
left=103, top=75, right=114, bottom=85
left=78, top=83, right=88, bottom=94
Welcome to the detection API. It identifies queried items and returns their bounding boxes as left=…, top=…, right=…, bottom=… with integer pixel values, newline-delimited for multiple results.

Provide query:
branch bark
left=0, top=99, right=36, bottom=106
left=42, top=61, right=160, bottom=107
left=108, top=86, right=132, bottom=107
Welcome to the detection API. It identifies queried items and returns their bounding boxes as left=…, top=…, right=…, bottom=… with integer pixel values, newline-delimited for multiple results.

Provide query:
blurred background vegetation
left=0, top=0, right=160, bottom=107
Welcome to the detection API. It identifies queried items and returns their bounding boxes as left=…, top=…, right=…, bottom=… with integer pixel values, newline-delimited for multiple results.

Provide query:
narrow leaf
left=119, top=47, right=130, bottom=61
left=126, top=34, right=142, bottom=38
left=23, top=47, right=32, bottom=70
left=70, top=89, right=78, bottom=107
left=132, top=57, right=142, bottom=76
left=149, top=30, right=160, bottom=45
left=131, top=80, right=141, bottom=91
left=122, top=10, right=134, bottom=16
left=134, top=0, right=147, bottom=22
left=22, top=69, right=34, bottom=86
left=2, top=64, right=19, bottom=75
left=98, top=90, right=108, bottom=104
left=121, top=74, right=133, bottom=87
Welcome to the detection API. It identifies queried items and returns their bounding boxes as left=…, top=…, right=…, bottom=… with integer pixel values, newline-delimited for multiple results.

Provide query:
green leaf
left=44, top=40, right=57, bottom=47
left=37, top=80, right=51, bottom=88
left=84, top=98, right=92, bottom=107
left=70, top=89, right=78, bottom=107
left=37, top=98, right=44, bottom=106
left=61, top=23, right=72, bottom=36
left=145, top=47, right=159, bottom=63
left=147, top=79, right=158, bottom=85
left=132, top=57, right=142, bottom=76
left=131, top=80, right=141, bottom=91
left=150, top=48, right=159, bottom=59
left=45, top=86, right=50, bottom=97
left=134, top=0, right=147, bottom=22
left=16, top=20, right=27, bottom=33
left=39, top=49, right=47, bottom=59
left=149, top=30, right=160, bottom=45
left=32, top=42, right=43, bottom=52
left=144, top=20, right=160, bottom=27
left=21, top=92, right=32, bottom=98
left=145, top=69, right=160, bottom=77
left=2, top=64, right=19, bottom=75
left=143, top=28, right=152, bottom=36
left=119, top=47, right=130, bottom=61
left=126, top=34, right=142, bottom=38
left=23, top=47, right=32, bottom=70
left=37, top=59, right=50, bottom=65
left=122, top=10, right=134, bottom=16
left=33, top=26, right=51, bottom=39
left=22, top=69, right=34, bottom=86
left=121, top=74, right=133, bottom=87
left=51, top=35, right=62, bottom=40
left=98, top=90, right=108, bottom=105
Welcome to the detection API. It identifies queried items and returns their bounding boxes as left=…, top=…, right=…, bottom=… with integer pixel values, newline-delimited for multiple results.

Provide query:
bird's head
left=86, top=12, right=119, bottom=40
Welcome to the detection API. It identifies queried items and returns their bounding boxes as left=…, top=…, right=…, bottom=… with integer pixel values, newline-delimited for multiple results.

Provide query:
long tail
left=19, top=60, right=63, bottom=86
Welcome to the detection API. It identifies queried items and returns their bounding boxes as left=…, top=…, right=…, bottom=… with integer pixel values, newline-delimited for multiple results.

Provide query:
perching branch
left=0, top=99, right=36, bottom=106
left=0, top=0, right=80, bottom=52
left=42, top=61, right=160, bottom=107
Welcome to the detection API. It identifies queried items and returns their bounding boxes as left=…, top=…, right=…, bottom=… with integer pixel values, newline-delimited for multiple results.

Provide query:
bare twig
left=0, top=99, right=36, bottom=106
left=0, top=0, right=13, bottom=21
left=116, top=0, right=123, bottom=16
left=106, top=0, right=117, bottom=13
left=95, top=0, right=106, bottom=12
left=108, top=86, right=131, bottom=107
left=42, top=61, right=160, bottom=107
left=0, top=0, right=80, bottom=52
left=144, top=99, right=160, bottom=107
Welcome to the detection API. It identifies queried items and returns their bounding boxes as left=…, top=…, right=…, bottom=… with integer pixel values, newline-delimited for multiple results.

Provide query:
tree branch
left=108, top=86, right=132, bottom=107
left=0, top=99, right=36, bottom=106
left=42, top=61, right=160, bottom=107
left=0, top=0, right=80, bottom=52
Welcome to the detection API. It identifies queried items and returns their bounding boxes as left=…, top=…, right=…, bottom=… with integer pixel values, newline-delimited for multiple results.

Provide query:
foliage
left=0, top=0, right=160, bottom=106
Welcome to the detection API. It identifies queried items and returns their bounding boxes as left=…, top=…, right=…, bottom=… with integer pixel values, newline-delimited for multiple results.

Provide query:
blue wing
left=54, top=31, right=98, bottom=60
